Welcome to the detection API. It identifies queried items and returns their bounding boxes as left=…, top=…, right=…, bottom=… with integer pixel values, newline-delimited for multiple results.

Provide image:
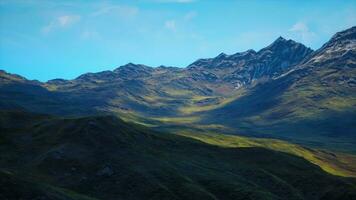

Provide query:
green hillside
left=1, top=111, right=356, bottom=200
left=177, top=130, right=356, bottom=177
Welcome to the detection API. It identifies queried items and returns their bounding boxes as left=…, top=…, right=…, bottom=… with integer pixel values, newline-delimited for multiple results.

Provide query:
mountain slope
left=0, top=169, right=97, bottom=200
left=0, top=27, right=355, bottom=153
left=177, top=129, right=356, bottom=177
left=201, top=26, right=356, bottom=152
left=1, top=110, right=356, bottom=200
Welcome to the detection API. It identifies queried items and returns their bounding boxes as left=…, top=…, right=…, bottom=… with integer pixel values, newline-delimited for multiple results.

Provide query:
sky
left=0, top=0, right=355, bottom=81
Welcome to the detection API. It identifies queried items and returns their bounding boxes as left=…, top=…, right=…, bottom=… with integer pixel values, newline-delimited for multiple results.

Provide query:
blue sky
left=0, top=0, right=355, bottom=81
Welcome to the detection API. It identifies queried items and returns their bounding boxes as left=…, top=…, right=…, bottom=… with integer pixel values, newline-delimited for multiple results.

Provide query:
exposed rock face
left=0, top=70, right=29, bottom=84
left=188, top=37, right=313, bottom=87
left=113, top=63, right=154, bottom=79
left=303, top=26, right=356, bottom=67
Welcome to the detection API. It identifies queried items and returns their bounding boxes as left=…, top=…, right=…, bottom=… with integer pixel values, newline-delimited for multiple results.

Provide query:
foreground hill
left=1, top=110, right=356, bottom=200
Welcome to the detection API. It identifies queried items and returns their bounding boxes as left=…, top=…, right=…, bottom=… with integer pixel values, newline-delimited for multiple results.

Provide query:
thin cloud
left=42, top=15, right=81, bottom=34
left=81, top=30, right=100, bottom=40
left=91, top=5, right=139, bottom=18
left=184, top=11, right=197, bottom=21
left=154, top=0, right=196, bottom=3
left=165, top=20, right=177, bottom=31
left=162, top=12, right=197, bottom=36
left=288, top=22, right=316, bottom=43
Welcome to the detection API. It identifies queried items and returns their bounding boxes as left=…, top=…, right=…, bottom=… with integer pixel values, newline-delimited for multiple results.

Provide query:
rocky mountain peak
left=262, top=36, right=309, bottom=53
left=75, top=70, right=116, bottom=82
left=185, top=36, right=314, bottom=88
left=113, top=63, right=154, bottom=79
left=275, top=36, right=287, bottom=42
left=46, top=78, right=68, bottom=84
left=215, top=53, right=228, bottom=59
left=0, top=70, right=27, bottom=83
left=328, top=26, right=356, bottom=44
left=269, top=36, right=288, bottom=47
left=305, top=26, right=355, bottom=66
left=114, top=63, right=151, bottom=71
left=230, top=49, right=257, bottom=60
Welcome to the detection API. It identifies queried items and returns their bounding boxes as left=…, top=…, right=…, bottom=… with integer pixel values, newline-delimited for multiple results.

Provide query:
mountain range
left=1, top=26, right=355, bottom=151
left=0, top=26, right=356, bottom=199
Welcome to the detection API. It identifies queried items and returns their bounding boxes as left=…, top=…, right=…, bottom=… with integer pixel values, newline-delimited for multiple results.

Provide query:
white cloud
left=42, top=15, right=81, bottom=34
left=81, top=30, right=100, bottom=40
left=165, top=20, right=176, bottom=31
left=91, top=5, right=138, bottom=18
left=58, top=15, right=80, bottom=26
left=184, top=11, right=197, bottom=21
left=289, top=22, right=308, bottom=33
left=163, top=12, right=196, bottom=33
left=288, top=22, right=316, bottom=43
left=154, top=0, right=195, bottom=3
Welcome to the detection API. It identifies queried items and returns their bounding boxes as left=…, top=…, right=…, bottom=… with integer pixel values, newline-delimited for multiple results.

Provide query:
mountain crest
left=262, top=36, right=307, bottom=52
left=276, top=36, right=287, bottom=42
left=303, top=26, right=356, bottom=66
left=328, top=26, right=356, bottom=44
left=114, top=63, right=150, bottom=71
left=216, top=53, right=228, bottom=59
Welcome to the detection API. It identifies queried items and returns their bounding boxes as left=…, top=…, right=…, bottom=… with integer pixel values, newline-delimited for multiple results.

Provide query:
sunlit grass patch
left=163, top=88, right=194, bottom=97
left=178, top=131, right=356, bottom=177
left=179, top=90, right=247, bottom=115
left=152, top=116, right=201, bottom=124
left=319, top=96, right=356, bottom=111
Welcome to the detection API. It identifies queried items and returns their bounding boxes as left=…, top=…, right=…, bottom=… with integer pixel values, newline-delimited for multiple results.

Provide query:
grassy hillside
left=0, top=169, right=98, bottom=200
left=1, top=111, right=356, bottom=200
left=176, top=130, right=356, bottom=177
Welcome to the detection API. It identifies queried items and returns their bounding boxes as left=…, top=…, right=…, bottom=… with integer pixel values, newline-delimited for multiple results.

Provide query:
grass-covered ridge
left=177, top=130, right=356, bottom=177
